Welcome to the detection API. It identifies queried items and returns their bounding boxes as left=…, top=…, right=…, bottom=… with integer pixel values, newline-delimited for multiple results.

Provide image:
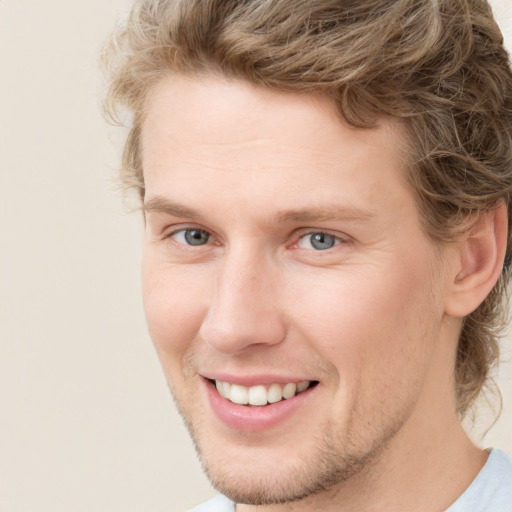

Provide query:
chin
left=188, top=418, right=390, bottom=506
left=171, top=370, right=414, bottom=506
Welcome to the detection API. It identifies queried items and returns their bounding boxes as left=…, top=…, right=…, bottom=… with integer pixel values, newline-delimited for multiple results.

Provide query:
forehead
left=140, top=73, right=415, bottom=225
left=141, top=72, right=407, bottom=163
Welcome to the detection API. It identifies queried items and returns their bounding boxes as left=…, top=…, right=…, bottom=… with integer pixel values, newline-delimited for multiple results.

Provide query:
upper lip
left=200, top=372, right=316, bottom=387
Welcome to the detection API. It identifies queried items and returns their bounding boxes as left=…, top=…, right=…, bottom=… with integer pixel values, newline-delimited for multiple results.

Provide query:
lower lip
left=203, top=379, right=316, bottom=432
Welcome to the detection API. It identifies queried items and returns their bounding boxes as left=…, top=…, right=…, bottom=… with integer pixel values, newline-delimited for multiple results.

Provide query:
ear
left=444, top=202, right=508, bottom=318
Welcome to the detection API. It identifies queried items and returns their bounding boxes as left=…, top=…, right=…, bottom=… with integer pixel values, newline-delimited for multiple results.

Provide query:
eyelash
left=167, top=227, right=347, bottom=252
left=296, top=232, right=342, bottom=251
left=169, top=227, right=213, bottom=247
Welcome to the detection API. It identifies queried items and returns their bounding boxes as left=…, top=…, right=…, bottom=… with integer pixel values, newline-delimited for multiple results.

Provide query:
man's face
left=141, top=74, right=454, bottom=506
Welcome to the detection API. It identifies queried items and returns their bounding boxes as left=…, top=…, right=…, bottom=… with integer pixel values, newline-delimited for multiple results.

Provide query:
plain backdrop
left=1, top=1, right=511, bottom=511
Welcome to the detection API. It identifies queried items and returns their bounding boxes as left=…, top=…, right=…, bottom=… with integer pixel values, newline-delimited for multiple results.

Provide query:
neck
left=237, top=319, right=487, bottom=512
left=237, top=405, right=486, bottom=512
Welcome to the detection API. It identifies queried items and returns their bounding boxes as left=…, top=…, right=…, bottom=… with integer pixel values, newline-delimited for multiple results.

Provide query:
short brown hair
left=102, top=0, right=512, bottom=416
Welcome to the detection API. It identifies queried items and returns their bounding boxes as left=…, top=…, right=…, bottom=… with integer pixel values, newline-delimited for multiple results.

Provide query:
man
left=102, top=0, right=512, bottom=510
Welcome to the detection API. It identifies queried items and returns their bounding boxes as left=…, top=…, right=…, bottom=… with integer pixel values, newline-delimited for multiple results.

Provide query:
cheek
left=286, top=260, right=439, bottom=383
left=142, top=255, right=209, bottom=366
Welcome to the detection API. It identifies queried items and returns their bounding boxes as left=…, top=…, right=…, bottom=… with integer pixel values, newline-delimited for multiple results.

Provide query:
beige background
left=1, top=1, right=511, bottom=511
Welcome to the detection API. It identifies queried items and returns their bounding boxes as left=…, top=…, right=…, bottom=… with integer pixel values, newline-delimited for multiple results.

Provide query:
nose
left=199, top=251, right=286, bottom=355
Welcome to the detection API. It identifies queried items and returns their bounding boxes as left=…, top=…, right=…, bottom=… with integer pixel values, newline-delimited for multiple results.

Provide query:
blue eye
left=298, top=232, right=339, bottom=250
left=172, top=228, right=210, bottom=246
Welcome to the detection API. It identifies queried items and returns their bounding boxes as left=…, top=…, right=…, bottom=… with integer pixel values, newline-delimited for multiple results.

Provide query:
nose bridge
left=199, top=244, right=285, bottom=354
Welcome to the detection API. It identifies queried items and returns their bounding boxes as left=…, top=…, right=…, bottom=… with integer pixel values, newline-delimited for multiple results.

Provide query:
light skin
left=140, top=74, right=507, bottom=511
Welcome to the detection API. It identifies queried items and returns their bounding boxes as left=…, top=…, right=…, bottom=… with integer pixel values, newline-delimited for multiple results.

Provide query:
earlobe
left=445, top=202, right=508, bottom=318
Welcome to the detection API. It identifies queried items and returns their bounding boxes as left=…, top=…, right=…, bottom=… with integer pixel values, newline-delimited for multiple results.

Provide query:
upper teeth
left=215, top=380, right=311, bottom=406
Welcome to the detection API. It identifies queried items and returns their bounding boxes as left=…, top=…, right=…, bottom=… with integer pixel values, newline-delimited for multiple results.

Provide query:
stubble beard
left=175, top=394, right=409, bottom=507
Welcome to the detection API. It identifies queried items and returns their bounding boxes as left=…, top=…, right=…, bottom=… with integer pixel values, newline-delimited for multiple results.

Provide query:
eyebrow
left=143, top=197, right=204, bottom=220
left=274, top=206, right=376, bottom=224
left=143, top=196, right=376, bottom=224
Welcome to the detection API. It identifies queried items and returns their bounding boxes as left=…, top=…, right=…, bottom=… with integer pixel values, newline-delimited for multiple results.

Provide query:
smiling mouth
left=211, top=379, right=319, bottom=407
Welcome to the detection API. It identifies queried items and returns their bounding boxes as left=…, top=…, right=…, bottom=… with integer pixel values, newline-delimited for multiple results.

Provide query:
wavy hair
left=101, top=0, right=512, bottom=416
